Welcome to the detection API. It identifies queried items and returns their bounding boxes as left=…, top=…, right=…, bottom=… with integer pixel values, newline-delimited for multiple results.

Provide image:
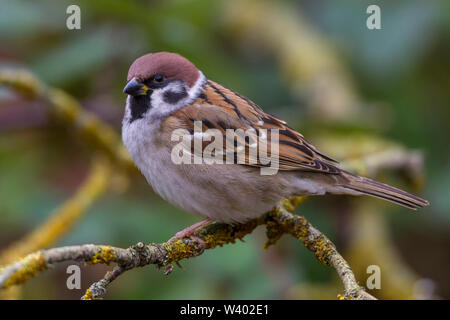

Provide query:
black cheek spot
left=163, top=88, right=188, bottom=104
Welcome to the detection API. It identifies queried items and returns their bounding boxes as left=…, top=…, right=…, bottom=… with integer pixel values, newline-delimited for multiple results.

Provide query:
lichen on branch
left=0, top=197, right=375, bottom=300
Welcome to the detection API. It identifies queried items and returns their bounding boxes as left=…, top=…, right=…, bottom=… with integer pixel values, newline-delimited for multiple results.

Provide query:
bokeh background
left=0, top=0, right=449, bottom=299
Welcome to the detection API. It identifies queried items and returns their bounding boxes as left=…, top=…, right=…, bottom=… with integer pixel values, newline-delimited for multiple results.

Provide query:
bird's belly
left=123, top=120, right=293, bottom=223
left=144, top=158, right=281, bottom=223
left=127, top=147, right=280, bottom=222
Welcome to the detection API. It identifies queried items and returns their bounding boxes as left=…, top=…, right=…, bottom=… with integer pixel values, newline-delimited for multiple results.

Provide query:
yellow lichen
left=165, top=221, right=258, bottom=264
left=165, top=240, right=199, bottom=263
left=282, top=196, right=308, bottom=212
left=204, top=234, right=223, bottom=248
left=0, top=159, right=110, bottom=266
left=0, top=70, right=44, bottom=97
left=264, top=220, right=285, bottom=249
left=311, top=239, right=333, bottom=265
left=87, top=246, right=116, bottom=265
left=81, top=287, right=104, bottom=300
left=82, top=288, right=94, bottom=300
left=3, top=252, right=47, bottom=288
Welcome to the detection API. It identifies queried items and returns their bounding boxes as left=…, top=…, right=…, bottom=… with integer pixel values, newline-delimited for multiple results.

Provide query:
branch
left=266, top=202, right=375, bottom=300
left=0, top=157, right=111, bottom=265
left=0, top=69, right=135, bottom=172
left=0, top=70, right=129, bottom=298
left=0, top=157, right=113, bottom=300
left=0, top=197, right=375, bottom=300
left=223, top=0, right=362, bottom=124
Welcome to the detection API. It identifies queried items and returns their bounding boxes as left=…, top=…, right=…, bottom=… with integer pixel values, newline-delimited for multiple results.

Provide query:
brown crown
left=127, top=52, right=200, bottom=88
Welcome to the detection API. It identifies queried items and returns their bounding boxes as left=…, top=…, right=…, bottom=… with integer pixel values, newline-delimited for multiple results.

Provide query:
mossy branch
left=0, top=69, right=134, bottom=172
left=0, top=197, right=375, bottom=300
left=224, top=0, right=360, bottom=123
left=0, top=157, right=111, bottom=265
left=0, top=70, right=130, bottom=299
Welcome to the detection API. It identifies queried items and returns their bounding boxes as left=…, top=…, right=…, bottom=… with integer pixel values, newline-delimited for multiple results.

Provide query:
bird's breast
left=122, top=116, right=290, bottom=223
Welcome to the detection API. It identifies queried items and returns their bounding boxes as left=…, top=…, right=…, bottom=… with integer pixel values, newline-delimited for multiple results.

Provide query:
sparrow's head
left=123, top=52, right=205, bottom=123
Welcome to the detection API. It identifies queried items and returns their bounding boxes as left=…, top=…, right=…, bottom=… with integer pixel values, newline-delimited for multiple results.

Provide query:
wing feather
left=165, top=80, right=341, bottom=174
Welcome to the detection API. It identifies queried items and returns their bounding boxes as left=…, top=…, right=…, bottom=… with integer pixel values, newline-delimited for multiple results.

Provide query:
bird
left=122, top=52, right=429, bottom=242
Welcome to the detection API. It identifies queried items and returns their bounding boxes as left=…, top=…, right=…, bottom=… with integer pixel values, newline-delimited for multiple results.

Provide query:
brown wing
left=164, top=80, right=340, bottom=174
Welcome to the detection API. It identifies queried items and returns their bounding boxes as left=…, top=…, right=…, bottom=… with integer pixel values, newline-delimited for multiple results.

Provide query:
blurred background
left=0, top=0, right=449, bottom=299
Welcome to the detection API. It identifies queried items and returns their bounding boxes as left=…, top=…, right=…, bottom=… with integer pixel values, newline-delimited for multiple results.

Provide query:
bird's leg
left=168, top=218, right=214, bottom=251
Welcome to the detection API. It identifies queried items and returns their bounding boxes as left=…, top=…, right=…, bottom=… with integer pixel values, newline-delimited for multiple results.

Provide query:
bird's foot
left=168, top=218, right=213, bottom=252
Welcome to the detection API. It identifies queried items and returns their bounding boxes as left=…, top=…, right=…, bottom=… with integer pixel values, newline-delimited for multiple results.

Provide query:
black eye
left=153, top=74, right=164, bottom=83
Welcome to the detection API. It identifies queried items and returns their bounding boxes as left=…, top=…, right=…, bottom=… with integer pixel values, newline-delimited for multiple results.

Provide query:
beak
left=123, top=77, right=149, bottom=96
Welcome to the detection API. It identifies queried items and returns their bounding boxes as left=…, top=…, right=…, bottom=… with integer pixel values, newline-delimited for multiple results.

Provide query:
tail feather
left=340, top=171, right=429, bottom=210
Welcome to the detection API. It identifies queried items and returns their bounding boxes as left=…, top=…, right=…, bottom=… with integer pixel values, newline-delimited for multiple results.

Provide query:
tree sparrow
left=122, top=52, right=429, bottom=240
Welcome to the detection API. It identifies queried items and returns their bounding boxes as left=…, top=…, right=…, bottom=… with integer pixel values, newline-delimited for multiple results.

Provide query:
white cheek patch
left=187, top=71, right=206, bottom=101
left=152, top=82, right=185, bottom=106
left=148, top=72, right=206, bottom=120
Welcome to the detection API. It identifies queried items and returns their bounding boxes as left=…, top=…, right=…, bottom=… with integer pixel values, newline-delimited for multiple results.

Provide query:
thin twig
left=0, top=69, right=134, bottom=171
left=0, top=157, right=111, bottom=265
